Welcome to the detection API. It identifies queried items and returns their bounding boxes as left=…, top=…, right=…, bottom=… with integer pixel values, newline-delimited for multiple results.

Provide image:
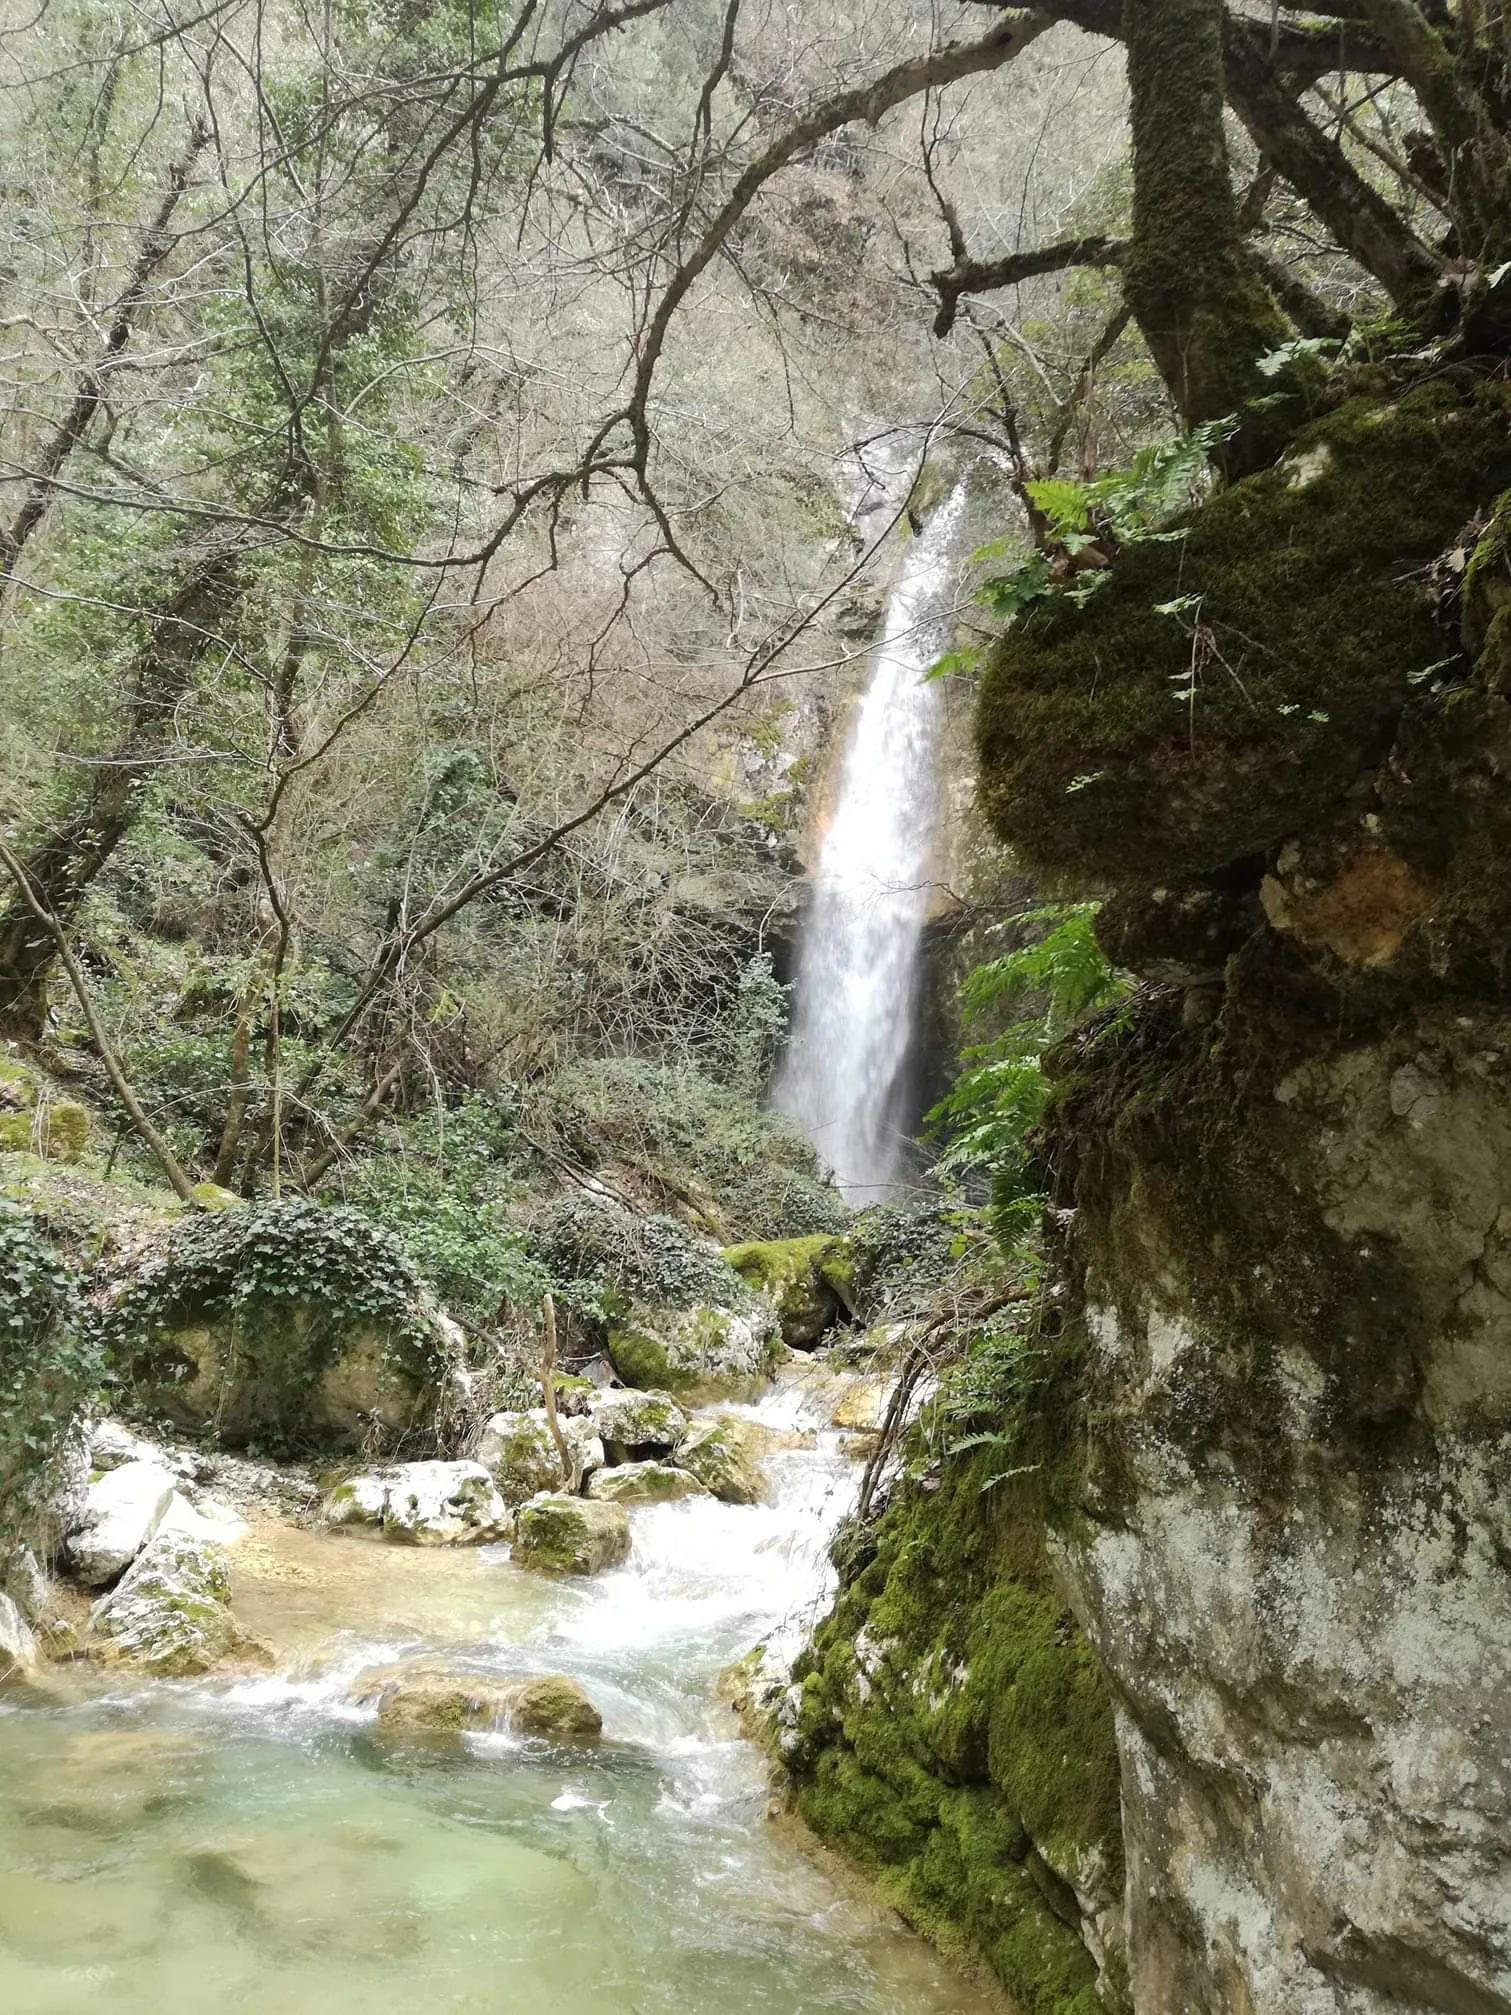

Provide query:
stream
left=0, top=1373, right=997, bottom=2014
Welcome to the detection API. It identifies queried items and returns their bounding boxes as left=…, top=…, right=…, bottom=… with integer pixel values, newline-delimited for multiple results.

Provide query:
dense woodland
left=2, top=0, right=1511, bottom=2011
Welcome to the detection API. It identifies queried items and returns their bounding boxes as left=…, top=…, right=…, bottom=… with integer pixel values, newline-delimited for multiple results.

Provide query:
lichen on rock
left=511, top=1492, right=630, bottom=1576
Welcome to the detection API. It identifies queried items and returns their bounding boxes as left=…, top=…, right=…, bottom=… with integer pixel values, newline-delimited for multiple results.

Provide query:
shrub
left=522, top=1190, right=750, bottom=1313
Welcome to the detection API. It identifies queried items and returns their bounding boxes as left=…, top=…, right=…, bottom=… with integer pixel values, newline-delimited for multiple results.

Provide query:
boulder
left=585, top=1461, right=708, bottom=1504
left=476, top=1408, right=601, bottom=1504
left=674, top=1416, right=766, bottom=1505
left=830, top=1377, right=892, bottom=1432
left=607, top=1300, right=780, bottom=1398
left=86, top=1530, right=246, bottom=1675
left=722, top=1235, right=856, bottom=1346
left=89, top=1418, right=170, bottom=1473
left=352, top=1661, right=601, bottom=1741
left=587, top=1388, right=687, bottom=1458
left=512, top=1493, right=630, bottom=1576
left=64, top=1459, right=179, bottom=1587
left=0, top=1543, right=47, bottom=1623
left=320, top=1461, right=511, bottom=1545
left=0, top=1592, right=37, bottom=1679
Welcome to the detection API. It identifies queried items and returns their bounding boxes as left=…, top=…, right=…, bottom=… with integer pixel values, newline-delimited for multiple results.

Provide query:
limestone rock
left=607, top=1300, right=779, bottom=1397
left=476, top=1408, right=601, bottom=1503
left=0, top=1592, right=37, bottom=1678
left=0, top=1543, right=47, bottom=1623
left=674, top=1416, right=766, bottom=1505
left=86, top=1529, right=244, bottom=1675
left=829, top=1377, right=891, bottom=1432
left=64, top=1458, right=179, bottom=1587
left=352, top=1660, right=601, bottom=1740
left=89, top=1418, right=169, bottom=1473
left=587, top=1387, right=687, bottom=1458
left=585, top=1461, right=708, bottom=1504
left=320, top=1461, right=511, bottom=1545
left=512, top=1493, right=630, bottom=1575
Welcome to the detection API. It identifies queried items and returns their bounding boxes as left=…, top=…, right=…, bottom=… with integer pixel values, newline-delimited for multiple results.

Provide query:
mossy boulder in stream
left=512, top=1493, right=630, bottom=1575
left=585, top=1460, right=707, bottom=1504
left=351, top=1660, right=602, bottom=1740
left=86, top=1529, right=251, bottom=1676
left=607, top=1298, right=780, bottom=1397
left=673, top=1415, right=766, bottom=1504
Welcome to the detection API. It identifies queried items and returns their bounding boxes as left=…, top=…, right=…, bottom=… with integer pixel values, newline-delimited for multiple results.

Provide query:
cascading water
left=775, top=486, right=966, bottom=1203
left=0, top=1373, right=993, bottom=2015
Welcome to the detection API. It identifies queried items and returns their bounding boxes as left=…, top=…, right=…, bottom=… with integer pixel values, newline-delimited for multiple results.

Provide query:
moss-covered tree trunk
left=1121, top=0, right=1289, bottom=437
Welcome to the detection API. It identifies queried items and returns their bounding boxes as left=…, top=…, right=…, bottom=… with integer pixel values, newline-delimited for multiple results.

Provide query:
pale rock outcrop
left=588, top=1388, right=687, bottom=1458
left=512, top=1493, right=630, bottom=1575
left=0, top=1592, right=37, bottom=1678
left=320, top=1460, right=511, bottom=1544
left=585, top=1460, right=708, bottom=1504
left=86, top=1529, right=247, bottom=1674
left=64, top=1459, right=179, bottom=1587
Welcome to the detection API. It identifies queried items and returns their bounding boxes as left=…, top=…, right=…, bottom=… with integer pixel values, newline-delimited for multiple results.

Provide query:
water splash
left=775, top=486, right=966, bottom=1202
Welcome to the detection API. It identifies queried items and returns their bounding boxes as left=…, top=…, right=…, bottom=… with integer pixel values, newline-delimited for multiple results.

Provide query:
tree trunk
left=1121, top=0, right=1291, bottom=438
left=0, top=551, right=242, bottom=1034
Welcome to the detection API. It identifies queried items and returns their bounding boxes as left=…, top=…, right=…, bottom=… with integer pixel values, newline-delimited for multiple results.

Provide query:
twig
left=540, top=1293, right=572, bottom=1486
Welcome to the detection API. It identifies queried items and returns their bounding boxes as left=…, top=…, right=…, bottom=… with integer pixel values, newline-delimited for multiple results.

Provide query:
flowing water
left=775, top=488, right=966, bottom=1204
left=0, top=1375, right=996, bottom=2014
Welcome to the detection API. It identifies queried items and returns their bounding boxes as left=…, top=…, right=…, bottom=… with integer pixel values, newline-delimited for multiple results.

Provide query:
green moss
left=41, top=1103, right=87, bottom=1163
left=0, top=1113, right=30, bottom=1153
left=787, top=1441, right=1121, bottom=2012
left=607, top=1323, right=679, bottom=1391
left=723, top=1234, right=853, bottom=1344
left=977, top=379, right=1511, bottom=887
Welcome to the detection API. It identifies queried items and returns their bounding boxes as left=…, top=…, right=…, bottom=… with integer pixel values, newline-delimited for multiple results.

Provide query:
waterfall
left=774, top=485, right=965, bottom=1204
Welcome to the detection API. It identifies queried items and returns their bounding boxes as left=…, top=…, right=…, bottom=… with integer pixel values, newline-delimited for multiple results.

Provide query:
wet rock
left=0, top=1542, right=47, bottom=1623
left=587, top=1387, right=687, bottom=1458
left=64, top=1458, right=179, bottom=1587
left=320, top=1460, right=511, bottom=1545
left=0, top=1592, right=37, bottom=1678
left=607, top=1300, right=780, bottom=1398
left=585, top=1461, right=708, bottom=1504
left=829, top=1378, right=892, bottom=1432
left=351, top=1660, right=602, bottom=1740
left=512, top=1493, right=630, bottom=1575
left=86, top=1530, right=249, bottom=1675
left=674, top=1417, right=766, bottom=1505
left=89, top=1418, right=172, bottom=1473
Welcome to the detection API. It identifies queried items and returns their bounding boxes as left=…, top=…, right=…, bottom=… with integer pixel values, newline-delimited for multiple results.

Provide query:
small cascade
left=775, top=485, right=966, bottom=1203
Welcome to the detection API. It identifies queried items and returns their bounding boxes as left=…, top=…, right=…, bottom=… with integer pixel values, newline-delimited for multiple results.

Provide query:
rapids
left=0, top=1373, right=999, bottom=2013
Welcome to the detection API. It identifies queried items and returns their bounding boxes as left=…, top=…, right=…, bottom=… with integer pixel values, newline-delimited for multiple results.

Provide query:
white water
left=0, top=1374, right=994, bottom=2014
left=775, top=488, right=966, bottom=1203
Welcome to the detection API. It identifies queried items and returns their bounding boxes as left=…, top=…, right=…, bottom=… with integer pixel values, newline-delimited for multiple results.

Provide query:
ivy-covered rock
left=0, top=1205, right=98, bottom=1540
left=97, top=1199, right=458, bottom=1454
left=587, top=1387, right=687, bottom=1457
left=352, top=1661, right=602, bottom=1741
left=86, top=1529, right=249, bottom=1676
left=722, top=1235, right=857, bottom=1346
left=673, top=1416, right=766, bottom=1505
left=607, top=1300, right=780, bottom=1397
left=511, top=1493, right=630, bottom=1576
left=585, top=1460, right=708, bottom=1504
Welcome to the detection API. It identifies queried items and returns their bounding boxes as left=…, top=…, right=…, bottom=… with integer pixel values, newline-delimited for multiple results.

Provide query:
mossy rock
left=585, top=1460, right=708, bottom=1504
left=977, top=378, right=1511, bottom=888
left=607, top=1298, right=780, bottom=1398
left=674, top=1415, right=766, bottom=1505
left=512, top=1493, right=630, bottom=1576
left=786, top=1441, right=1122, bottom=2010
left=722, top=1235, right=856, bottom=1346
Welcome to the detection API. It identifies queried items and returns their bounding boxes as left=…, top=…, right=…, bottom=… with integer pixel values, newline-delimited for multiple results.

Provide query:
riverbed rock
left=512, top=1493, right=630, bottom=1575
left=64, top=1458, right=179, bottom=1587
left=722, top=1236, right=856, bottom=1346
left=585, top=1460, right=708, bottom=1504
left=607, top=1300, right=780, bottom=1398
left=828, top=1377, right=892, bottom=1432
left=587, top=1387, right=687, bottom=1458
left=320, top=1461, right=511, bottom=1544
left=0, top=1592, right=37, bottom=1679
left=673, top=1416, right=766, bottom=1505
left=86, top=1529, right=246, bottom=1675
left=476, top=1408, right=601, bottom=1503
left=351, top=1660, right=602, bottom=1740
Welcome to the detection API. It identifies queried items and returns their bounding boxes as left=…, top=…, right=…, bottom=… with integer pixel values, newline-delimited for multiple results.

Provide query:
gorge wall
left=788, top=369, right=1511, bottom=2013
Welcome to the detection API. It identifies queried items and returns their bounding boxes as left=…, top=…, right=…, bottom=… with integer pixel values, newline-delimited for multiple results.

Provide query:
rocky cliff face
left=980, top=372, right=1511, bottom=2011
